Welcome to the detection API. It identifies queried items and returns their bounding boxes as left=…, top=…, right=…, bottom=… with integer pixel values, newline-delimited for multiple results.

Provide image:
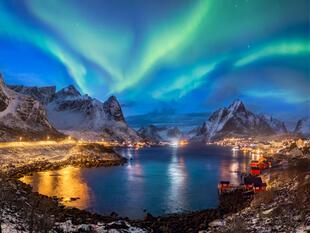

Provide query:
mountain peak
left=191, top=99, right=288, bottom=142
left=228, top=99, right=246, bottom=112
left=106, top=95, right=118, bottom=103
left=103, top=95, right=124, bottom=122
left=294, top=117, right=310, bottom=136
left=56, top=85, right=81, bottom=98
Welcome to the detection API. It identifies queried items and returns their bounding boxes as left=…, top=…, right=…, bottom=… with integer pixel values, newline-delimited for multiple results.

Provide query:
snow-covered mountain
left=9, top=85, right=56, bottom=105
left=260, top=115, right=288, bottom=134
left=0, top=74, right=63, bottom=141
left=191, top=99, right=288, bottom=142
left=138, top=125, right=183, bottom=143
left=10, top=84, right=140, bottom=142
left=294, top=118, right=310, bottom=137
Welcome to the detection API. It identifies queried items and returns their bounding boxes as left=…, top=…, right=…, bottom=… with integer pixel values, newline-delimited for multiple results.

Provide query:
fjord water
left=21, top=145, right=251, bottom=219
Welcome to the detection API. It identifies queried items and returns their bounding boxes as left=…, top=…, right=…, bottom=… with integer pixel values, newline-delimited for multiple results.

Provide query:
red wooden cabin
left=243, top=175, right=266, bottom=193
left=250, top=160, right=259, bottom=167
left=254, top=182, right=267, bottom=193
left=218, top=181, right=232, bottom=194
left=250, top=166, right=261, bottom=176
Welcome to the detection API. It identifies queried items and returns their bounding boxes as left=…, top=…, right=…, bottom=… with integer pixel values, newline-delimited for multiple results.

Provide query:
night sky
left=0, top=0, right=309, bottom=122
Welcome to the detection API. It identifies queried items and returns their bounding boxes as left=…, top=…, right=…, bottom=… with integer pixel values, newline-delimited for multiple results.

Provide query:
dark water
left=21, top=145, right=252, bottom=219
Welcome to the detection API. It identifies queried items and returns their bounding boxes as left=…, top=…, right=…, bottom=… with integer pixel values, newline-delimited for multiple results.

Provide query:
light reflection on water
left=20, top=166, right=90, bottom=209
left=20, top=145, right=251, bottom=219
left=167, top=147, right=188, bottom=213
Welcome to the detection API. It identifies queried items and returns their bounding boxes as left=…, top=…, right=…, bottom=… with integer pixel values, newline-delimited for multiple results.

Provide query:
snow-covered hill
left=191, top=100, right=288, bottom=142
left=10, top=84, right=140, bottom=142
left=0, top=74, right=63, bottom=141
left=294, top=117, right=310, bottom=137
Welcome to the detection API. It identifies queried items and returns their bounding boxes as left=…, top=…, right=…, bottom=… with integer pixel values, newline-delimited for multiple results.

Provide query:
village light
left=171, top=139, right=179, bottom=147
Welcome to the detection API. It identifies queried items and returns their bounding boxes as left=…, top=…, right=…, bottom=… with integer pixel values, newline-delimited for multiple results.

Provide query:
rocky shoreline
left=0, top=142, right=251, bottom=233
left=1, top=143, right=309, bottom=233
left=207, top=148, right=310, bottom=232
left=0, top=143, right=137, bottom=232
left=0, top=168, right=250, bottom=233
left=133, top=190, right=252, bottom=233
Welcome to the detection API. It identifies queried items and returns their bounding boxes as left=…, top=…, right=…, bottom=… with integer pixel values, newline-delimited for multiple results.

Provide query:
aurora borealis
left=0, top=0, right=309, bottom=121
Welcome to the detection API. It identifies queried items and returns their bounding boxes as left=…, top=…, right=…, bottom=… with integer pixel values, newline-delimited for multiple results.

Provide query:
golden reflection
left=229, top=161, right=239, bottom=185
left=20, top=166, right=90, bottom=209
left=37, top=171, right=54, bottom=195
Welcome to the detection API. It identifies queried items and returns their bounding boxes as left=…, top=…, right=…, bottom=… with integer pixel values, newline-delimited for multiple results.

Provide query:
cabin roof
left=220, top=181, right=230, bottom=184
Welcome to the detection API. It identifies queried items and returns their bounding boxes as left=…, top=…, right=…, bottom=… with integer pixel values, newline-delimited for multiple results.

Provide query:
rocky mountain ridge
left=6, top=81, right=308, bottom=143
left=0, top=74, right=63, bottom=141
left=9, top=85, right=56, bottom=105
left=10, top=83, right=140, bottom=142
left=191, top=99, right=288, bottom=142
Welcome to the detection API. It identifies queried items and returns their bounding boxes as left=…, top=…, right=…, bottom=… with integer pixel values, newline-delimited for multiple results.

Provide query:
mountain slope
left=0, top=74, right=63, bottom=141
left=191, top=100, right=288, bottom=142
left=8, top=85, right=56, bottom=105
left=294, top=117, right=310, bottom=136
left=260, top=115, right=288, bottom=134
left=138, top=125, right=183, bottom=143
left=10, top=84, right=140, bottom=142
left=46, top=86, right=140, bottom=142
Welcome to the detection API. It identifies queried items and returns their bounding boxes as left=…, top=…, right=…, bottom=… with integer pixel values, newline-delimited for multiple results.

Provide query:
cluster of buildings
left=212, top=137, right=310, bottom=156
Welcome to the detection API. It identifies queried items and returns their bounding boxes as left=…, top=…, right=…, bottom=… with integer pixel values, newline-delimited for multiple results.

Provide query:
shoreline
left=207, top=148, right=310, bottom=232
left=1, top=161, right=251, bottom=233
left=1, top=143, right=309, bottom=232
left=0, top=143, right=251, bottom=233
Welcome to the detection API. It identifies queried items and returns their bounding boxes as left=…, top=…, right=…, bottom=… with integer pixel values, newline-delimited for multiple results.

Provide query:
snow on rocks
left=0, top=74, right=63, bottom=142
left=207, top=153, right=310, bottom=233
left=208, top=219, right=225, bottom=227
left=262, top=208, right=274, bottom=215
left=0, top=208, right=28, bottom=233
left=1, top=213, right=147, bottom=233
